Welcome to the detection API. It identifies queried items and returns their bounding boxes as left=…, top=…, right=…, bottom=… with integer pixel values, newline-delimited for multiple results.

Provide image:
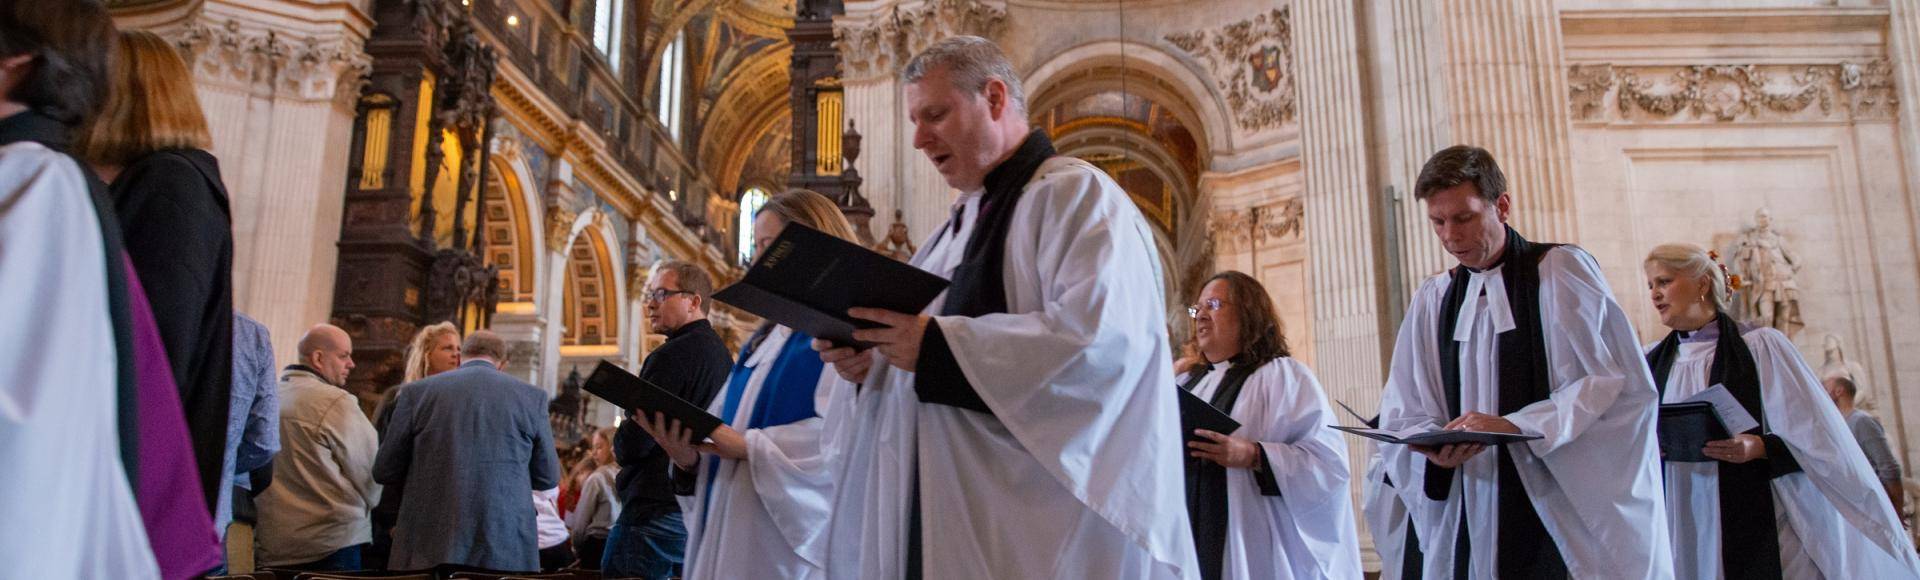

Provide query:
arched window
left=657, top=31, right=685, bottom=140
left=738, top=187, right=770, bottom=265
left=592, top=0, right=624, bottom=72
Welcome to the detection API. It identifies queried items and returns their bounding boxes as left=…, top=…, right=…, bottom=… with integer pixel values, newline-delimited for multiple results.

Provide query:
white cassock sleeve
left=1234, top=359, right=1362, bottom=579
left=741, top=367, right=843, bottom=566
left=1743, top=329, right=1920, bottom=578
left=0, top=142, right=160, bottom=579
left=925, top=160, right=1195, bottom=576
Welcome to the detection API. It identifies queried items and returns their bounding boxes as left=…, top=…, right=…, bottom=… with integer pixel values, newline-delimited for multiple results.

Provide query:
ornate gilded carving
left=833, top=0, right=1008, bottom=81
left=1208, top=197, right=1304, bottom=252
left=1164, top=8, right=1295, bottom=131
left=546, top=201, right=579, bottom=252
left=1567, top=60, right=1897, bottom=123
left=173, top=18, right=371, bottom=102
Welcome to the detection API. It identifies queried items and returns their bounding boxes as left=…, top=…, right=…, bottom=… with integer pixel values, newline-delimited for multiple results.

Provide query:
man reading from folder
left=811, top=36, right=1199, bottom=579
left=1374, top=146, right=1672, bottom=579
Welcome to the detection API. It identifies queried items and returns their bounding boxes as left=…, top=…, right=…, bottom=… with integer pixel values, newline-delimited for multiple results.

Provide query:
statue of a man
left=876, top=209, right=917, bottom=262
left=1732, top=207, right=1805, bottom=337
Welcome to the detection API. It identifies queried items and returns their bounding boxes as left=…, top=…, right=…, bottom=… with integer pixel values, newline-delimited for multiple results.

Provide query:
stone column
left=1295, top=0, right=1389, bottom=415
left=835, top=0, right=1006, bottom=240
left=1882, top=0, right=1920, bottom=477
left=143, top=1, right=372, bottom=365
left=1432, top=0, right=1579, bottom=241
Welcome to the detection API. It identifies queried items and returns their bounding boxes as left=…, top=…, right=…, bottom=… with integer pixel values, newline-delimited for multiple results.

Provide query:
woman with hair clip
left=1643, top=243, right=1920, bottom=579
left=367, top=320, right=460, bottom=569
left=635, top=189, right=856, bottom=580
left=1181, top=271, right=1361, bottom=580
left=80, top=28, right=238, bottom=537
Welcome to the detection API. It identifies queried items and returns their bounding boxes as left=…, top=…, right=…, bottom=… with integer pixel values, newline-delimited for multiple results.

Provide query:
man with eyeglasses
left=606, top=260, right=732, bottom=578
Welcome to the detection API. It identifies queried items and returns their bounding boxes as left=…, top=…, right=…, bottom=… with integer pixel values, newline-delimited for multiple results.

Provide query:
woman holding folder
left=1642, top=243, right=1919, bottom=579
left=1179, top=271, right=1360, bottom=580
left=636, top=189, right=854, bottom=580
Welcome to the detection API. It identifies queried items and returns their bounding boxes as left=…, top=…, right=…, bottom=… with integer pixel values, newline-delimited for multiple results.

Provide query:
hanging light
left=506, top=14, right=521, bottom=27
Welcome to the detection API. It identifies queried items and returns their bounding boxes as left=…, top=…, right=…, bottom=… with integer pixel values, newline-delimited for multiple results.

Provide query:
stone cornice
left=1569, top=61, right=1898, bottom=124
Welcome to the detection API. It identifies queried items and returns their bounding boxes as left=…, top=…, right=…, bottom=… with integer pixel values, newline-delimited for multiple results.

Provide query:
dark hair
left=1202, top=271, right=1290, bottom=364
left=656, top=260, right=714, bottom=312
left=1830, top=375, right=1858, bottom=398
left=0, top=0, right=115, bottom=127
left=1414, top=145, right=1507, bottom=202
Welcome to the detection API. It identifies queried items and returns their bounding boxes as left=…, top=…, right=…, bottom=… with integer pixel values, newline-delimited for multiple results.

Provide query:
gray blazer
left=374, top=360, right=560, bottom=572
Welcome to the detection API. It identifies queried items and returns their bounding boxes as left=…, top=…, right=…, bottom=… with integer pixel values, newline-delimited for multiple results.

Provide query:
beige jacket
left=254, top=368, right=382, bottom=565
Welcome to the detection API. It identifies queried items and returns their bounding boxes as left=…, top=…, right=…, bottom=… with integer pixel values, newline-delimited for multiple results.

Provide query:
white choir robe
left=1361, top=446, right=1413, bottom=580
left=1655, top=326, right=1920, bottom=579
left=0, top=141, right=160, bottom=578
left=1377, top=246, right=1674, bottom=579
left=1180, top=358, right=1364, bottom=580
left=679, top=325, right=843, bottom=580
left=821, top=156, right=1200, bottom=579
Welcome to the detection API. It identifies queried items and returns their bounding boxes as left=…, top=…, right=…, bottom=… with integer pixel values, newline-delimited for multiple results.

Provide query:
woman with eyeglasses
left=636, top=189, right=857, bottom=580
left=1180, top=271, right=1361, bottom=580
left=1642, top=243, right=1920, bottom=579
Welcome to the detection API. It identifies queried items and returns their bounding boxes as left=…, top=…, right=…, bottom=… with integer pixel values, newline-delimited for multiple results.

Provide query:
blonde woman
left=1643, top=243, right=1920, bottom=579
left=79, top=28, right=235, bottom=526
left=368, top=320, right=459, bottom=569
left=638, top=189, right=857, bottom=579
left=567, top=426, right=621, bottom=569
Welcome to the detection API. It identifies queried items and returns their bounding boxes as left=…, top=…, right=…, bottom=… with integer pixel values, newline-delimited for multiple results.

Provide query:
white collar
left=744, top=325, right=793, bottom=369
left=1453, top=266, right=1517, bottom=343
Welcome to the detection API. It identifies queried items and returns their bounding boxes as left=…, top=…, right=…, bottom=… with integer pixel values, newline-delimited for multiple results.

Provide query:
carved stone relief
left=1567, top=60, right=1897, bottom=123
left=1165, top=8, right=1295, bottom=131
left=173, top=18, right=371, bottom=103
left=1208, top=197, right=1303, bottom=253
left=833, top=0, right=1008, bottom=81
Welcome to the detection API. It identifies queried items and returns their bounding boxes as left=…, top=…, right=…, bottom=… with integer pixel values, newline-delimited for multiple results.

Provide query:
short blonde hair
left=402, top=322, right=461, bottom=383
left=78, top=30, right=212, bottom=167
left=1644, top=243, right=1732, bottom=313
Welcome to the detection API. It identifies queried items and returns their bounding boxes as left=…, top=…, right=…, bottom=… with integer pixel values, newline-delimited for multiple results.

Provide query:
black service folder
left=1178, top=387, right=1242, bottom=442
left=582, top=361, right=726, bottom=440
left=712, top=223, right=950, bottom=348
left=1658, top=401, right=1730, bottom=462
left=1330, top=425, right=1541, bottom=446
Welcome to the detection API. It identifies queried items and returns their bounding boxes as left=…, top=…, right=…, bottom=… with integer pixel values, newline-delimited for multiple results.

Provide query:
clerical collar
left=1677, top=322, right=1722, bottom=344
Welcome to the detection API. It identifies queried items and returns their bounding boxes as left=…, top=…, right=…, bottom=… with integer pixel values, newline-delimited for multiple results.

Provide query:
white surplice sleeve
left=1247, top=359, right=1362, bottom=579
left=742, top=365, right=841, bottom=566
left=1745, top=328, right=1920, bottom=578
left=1504, top=247, right=1648, bottom=454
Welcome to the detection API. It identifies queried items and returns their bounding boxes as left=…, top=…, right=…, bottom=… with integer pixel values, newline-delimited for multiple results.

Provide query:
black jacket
left=614, top=319, right=732, bottom=523
left=111, top=148, right=235, bottom=513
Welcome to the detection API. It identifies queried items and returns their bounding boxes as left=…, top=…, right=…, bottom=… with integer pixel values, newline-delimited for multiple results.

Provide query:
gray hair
left=1644, top=243, right=1732, bottom=313
left=901, top=35, right=1027, bottom=115
left=461, top=329, right=509, bottom=362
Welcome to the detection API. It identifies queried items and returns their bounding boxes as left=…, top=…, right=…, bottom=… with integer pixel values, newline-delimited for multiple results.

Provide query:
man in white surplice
left=812, top=36, right=1200, bottom=579
left=1375, top=146, right=1672, bottom=579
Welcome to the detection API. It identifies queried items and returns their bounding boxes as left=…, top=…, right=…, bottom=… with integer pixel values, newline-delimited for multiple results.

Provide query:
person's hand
left=697, top=425, right=748, bottom=461
left=1189, top=430, right=1261, bottom=469
left=813, top=339, right=875, bottom=382
left=1703, top=434, right=1767, bottom=464
left=1444, top=412, right=1520, bottom=434
left=849, top=308, right=930, bottom=372
left=1412, top=443, right=1486, bottom=469
left=636, top=411, right=699, bottom=469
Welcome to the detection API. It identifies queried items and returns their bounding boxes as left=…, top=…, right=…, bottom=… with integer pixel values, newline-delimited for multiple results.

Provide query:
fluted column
left=1296, top=0, right=1388, bottom=408
left=1883, top=0, right=1920, bottom=478
left=1434, top=0, right=1578, bottom=241
left=125, top=1, right=371, bottom=365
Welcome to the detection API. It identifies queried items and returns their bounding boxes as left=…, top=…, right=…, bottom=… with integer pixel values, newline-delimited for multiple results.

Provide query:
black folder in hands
left=1329, top=425, right=1541, bottom=446
left=1658, top=402, right=1730, bottom=463
left=711, top=223, right=950, bottom=349
left=1178, top=387, right=1241, bottom=442
left=582, top=361, right=726, bottom=440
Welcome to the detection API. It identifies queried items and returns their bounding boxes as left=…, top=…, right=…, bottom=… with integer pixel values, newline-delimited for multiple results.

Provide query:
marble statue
left=1732, top=208, right=1805, bottom=337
